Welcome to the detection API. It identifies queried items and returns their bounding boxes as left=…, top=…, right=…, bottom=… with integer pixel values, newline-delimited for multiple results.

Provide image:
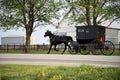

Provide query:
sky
left=0, top=25, right=57, bottom=45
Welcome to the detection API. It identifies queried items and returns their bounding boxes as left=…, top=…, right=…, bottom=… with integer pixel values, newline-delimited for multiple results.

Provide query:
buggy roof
left=76, top=25, right=120, bottom=30
left=76, top=25, right=106, bottom=28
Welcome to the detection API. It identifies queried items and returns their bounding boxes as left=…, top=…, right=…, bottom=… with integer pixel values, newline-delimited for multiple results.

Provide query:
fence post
left=37, top=45, right=39, bottom=51
left=7, top=44, right=8, bottom=52
left=42, top=44, right=44, bottom=50
left=14, top=44, right=15, bottom=51
left=119, top=42, right=120, bottom=53
left=4, top=45, right=5, bottom=51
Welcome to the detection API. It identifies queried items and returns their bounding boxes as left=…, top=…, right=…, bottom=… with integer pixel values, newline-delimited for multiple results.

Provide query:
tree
left=0, top=0, right=62, bottom=52
left=106, top=0, right=120, bottom=26
left=62, top=0, right=120, bottom=26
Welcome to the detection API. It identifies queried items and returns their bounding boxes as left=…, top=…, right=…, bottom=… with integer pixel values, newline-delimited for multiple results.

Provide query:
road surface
left=0, top=54, right=120, bottom=67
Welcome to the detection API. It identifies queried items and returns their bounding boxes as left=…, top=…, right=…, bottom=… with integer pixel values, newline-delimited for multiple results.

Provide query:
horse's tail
left=68, top=36, right=73, bottom=42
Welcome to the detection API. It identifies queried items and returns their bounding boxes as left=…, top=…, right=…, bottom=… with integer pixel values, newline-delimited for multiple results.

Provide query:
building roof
left=1, top=35, right=24, bottom=38
left=106, top=26, right=120, bottom=30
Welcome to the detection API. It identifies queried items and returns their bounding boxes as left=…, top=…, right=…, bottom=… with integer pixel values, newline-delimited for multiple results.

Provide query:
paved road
left=0, top=54, right=120, bottom=67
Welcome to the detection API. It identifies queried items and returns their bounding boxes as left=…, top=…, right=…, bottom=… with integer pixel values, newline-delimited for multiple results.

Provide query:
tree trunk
left=93, top=0, right=97, bottom=26
left=24, top=24, right=32, bottom=53
left=23, top=1, right=34, bottom=53
left=85, top=0, right=91, bottom=26
left=26, top=32, right=31, bottom=46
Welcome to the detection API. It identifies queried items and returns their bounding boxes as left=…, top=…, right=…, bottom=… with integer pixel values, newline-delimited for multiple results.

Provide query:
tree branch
left=56, top=7, right=73, bottom=28
left=107, top=18, right=119, bottom=27
left=97, top=14, right=106, bottom=24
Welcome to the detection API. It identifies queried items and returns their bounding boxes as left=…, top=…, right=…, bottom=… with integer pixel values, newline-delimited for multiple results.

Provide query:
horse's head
left=44, top=30, right=53, bottom=37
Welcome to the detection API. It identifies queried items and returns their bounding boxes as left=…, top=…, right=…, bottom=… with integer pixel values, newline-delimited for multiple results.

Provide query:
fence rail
left=0, top=44, right=49, bottom=51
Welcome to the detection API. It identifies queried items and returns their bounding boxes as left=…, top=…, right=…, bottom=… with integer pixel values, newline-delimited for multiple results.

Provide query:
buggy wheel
left=91, top=40, right=102, bottom=55
left=80, top=45, right=90, bottom=55
left=101, top=41, right=115, bottom=55
left=68, top=45, right=78, bottom=55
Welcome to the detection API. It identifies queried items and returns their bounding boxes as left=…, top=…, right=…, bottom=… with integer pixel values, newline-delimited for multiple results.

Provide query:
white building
left=106, top=28, right=120, bottom=45
left=1, top=35, right=36, bottom=45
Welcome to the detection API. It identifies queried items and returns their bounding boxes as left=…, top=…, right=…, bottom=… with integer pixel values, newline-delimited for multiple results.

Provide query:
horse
left=44, top=30, right=73, bottom=54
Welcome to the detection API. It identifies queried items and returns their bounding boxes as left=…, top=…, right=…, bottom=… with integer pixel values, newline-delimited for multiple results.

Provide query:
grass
left=0, top=64, right=120, bottom=80
left=112, top=49, right=120, bottom=56
left=0, top=49, right=69, bottom=54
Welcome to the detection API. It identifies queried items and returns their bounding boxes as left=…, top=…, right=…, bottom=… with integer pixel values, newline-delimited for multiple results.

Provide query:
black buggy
left=68, top=25, right=115, bottom=55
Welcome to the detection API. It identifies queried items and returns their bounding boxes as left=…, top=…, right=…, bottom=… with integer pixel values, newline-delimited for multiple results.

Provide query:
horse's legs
left=54, top=45, right=59, bottom=51
left=48, top=44, right=52, bottom=54
left=62, top=44, right=67, bottom=54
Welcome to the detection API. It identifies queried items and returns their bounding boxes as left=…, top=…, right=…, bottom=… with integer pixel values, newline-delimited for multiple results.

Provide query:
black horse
left=44, top=30, right=73, bottom=54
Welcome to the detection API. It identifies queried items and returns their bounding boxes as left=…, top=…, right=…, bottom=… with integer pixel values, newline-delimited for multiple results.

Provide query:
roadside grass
left=0, top=64, right=120, bottom=80
left=0, top=49, right=119, bottom=56
left=113, top=49, right=120, bottom=56
left=0, top=49, right=69, bottom=54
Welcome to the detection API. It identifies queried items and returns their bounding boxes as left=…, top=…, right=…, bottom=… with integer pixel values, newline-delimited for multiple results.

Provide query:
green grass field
left=0, top=64, right=120, bottom=80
